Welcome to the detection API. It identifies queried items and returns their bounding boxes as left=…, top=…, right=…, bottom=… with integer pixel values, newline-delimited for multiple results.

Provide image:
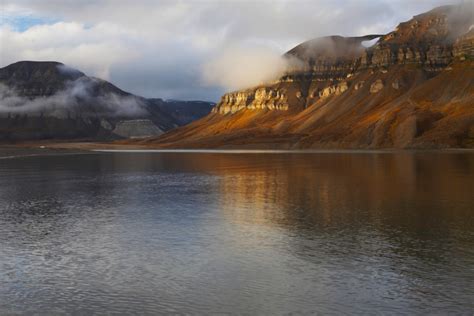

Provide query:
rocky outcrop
left=319, top=81, right=349, bottom=99
left=392, top=80, right=400, bottom=90
left=212, top=87, right=289, bottom=114
left=370, top=80, right=384, bottom=94
left=362, top=4, right=472, bottom=68
left=454, top=29, right=474, bottom=60
left=354, top=81, right=365, bottom=90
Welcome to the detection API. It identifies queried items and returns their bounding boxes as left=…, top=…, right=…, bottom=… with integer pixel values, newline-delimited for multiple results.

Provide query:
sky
left=0, top=0, right=465, bottom=101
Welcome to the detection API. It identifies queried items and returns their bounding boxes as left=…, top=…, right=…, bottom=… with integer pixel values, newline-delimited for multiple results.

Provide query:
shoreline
left=0, top=145, right=88, bottom=159
left=1, top=141, right=474, bottom=158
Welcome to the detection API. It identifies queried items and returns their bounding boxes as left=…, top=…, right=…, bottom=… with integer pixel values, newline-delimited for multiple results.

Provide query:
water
left=0, top=151, right=473, bottom=314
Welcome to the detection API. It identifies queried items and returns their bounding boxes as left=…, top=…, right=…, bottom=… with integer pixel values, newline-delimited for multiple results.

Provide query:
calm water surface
left=0, top=151, right=473, bottom=314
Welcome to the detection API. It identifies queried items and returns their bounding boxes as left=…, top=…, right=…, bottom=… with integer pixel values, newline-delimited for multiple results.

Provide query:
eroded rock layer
left=212, top=4, right=473, bottom=117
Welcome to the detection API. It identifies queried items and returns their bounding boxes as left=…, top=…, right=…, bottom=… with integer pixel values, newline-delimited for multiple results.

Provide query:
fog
left=0, top=76, right=147, bottom=118
left=202, top=46, right=289, bottom=91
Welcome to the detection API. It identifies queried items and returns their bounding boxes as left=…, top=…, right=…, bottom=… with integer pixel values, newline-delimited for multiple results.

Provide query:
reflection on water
left=0, top=151, right=473, bottom=314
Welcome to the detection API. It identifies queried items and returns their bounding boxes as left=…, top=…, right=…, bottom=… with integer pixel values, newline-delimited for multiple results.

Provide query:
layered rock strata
left=213, top=4, right=473, bottom=115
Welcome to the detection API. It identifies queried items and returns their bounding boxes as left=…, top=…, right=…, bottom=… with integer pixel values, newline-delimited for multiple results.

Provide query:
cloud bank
left=0, top=0, right=465, bottom=101
left=202, top=46, right=290, bottom=91
left=0, top=71, right=147, bottom=118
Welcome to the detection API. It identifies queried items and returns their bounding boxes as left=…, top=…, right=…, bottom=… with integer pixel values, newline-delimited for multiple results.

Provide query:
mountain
left=133, top=4, right=474, bottom=149
left=148, top=99, right=216, bottom=126
left=0, top=61, right=213, bottom=141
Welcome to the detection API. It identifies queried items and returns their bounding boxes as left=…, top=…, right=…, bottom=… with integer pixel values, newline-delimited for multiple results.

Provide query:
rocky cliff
left=213, top=5, right=473, bottom=116
left=133, top=4, right=474, bottom=149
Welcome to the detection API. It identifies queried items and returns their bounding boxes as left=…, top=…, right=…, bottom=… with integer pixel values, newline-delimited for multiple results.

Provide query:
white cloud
left=203, top=45, right=296, bottom=91
left=0, top=0, right=464, bottom=101
left=0, top=22, right=139, bottom=80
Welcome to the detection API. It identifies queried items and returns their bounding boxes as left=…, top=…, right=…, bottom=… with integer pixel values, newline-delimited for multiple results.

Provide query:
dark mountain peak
left=0, top=61, right=86, bottom=97
left=0, top=61, right=135, bottom=98
left=0, top=61, right=85, bottom=82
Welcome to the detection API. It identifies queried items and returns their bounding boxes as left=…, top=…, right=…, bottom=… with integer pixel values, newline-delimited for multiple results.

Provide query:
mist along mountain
left=0, top=61, right=214, bottom=141
left=135, top=4, right=474, bottom=149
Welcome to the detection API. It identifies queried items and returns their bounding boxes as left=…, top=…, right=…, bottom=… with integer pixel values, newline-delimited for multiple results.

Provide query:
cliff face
left=136, top=4, right=474, bottom=149
left=454, top=29, right=474, bottom=59
left=213, top=5, right=473, bottom=116
left=212, top=87, right=290, bottom=114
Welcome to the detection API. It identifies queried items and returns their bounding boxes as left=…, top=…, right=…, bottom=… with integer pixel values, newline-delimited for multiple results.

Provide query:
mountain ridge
left=0, top=61, right=214, bottom=141
left=128, top=3, right=474, bottom=149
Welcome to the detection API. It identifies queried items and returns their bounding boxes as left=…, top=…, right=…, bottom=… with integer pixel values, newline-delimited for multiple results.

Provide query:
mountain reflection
left=209, top=152, right=473, bottom=230
left=0, top=151, right=473, bottom=314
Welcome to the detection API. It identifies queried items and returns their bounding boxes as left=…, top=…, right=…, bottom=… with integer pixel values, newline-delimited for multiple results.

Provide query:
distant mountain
left=0, top=61, right=213, bottom=141
left=149, top=99, right=216, bottom=126
left=133, top=4, right=474, bottom=149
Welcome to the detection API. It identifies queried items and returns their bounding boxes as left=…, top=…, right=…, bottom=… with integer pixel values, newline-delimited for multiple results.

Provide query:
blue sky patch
left=1, top=14, right=59, bottom=32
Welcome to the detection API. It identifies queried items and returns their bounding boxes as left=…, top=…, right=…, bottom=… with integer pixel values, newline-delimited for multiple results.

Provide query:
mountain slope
left=0, top=61, right=213, bottom=141
left=132, top=4, right=474, bottom=149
